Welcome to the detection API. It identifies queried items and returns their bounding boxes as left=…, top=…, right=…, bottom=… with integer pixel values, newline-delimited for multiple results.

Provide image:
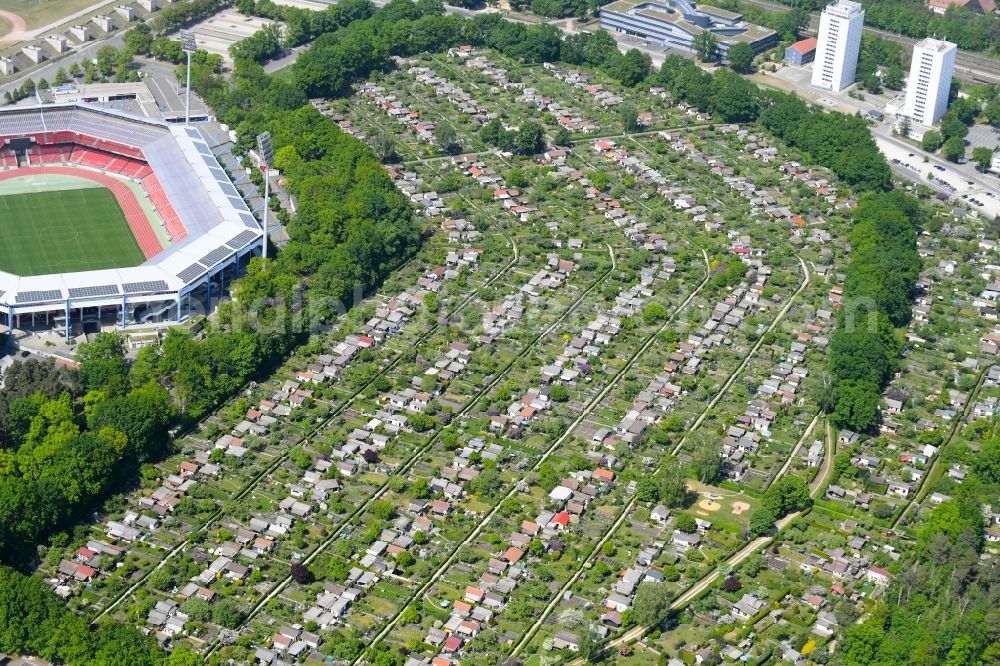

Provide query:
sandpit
left=697, top=499, right=722, bottom=512
left=731, top=501, right=751, bottom=515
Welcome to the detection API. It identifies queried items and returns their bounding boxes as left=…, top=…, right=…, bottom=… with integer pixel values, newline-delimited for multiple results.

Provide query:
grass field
left=0, top=188, right=144, bottom=276
left=3, top=0, right=109, bottom=31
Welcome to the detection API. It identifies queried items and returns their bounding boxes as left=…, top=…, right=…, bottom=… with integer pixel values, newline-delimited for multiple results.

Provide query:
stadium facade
left=0, top=103, right=264, bottom=341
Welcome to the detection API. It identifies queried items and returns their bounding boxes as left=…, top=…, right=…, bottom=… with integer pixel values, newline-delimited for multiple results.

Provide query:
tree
left=971, top=146, right=993, bottom=172
left=985, top=99, right=1000, bottom=126
left=53, top=68, right=69, bottom=86
left=740, top=552, right=765, bottom=576
left=124, top=24, right=153, bottom=55
left=370, top=500, right=395, bottom=520
left=762, top=475, right=810, bottom=517
left=553, top=126, right=572, bottom=146
left=371, top=132, right=398, bottom=163
left=693, top=32, right=718, bottom=63
left=940, top=113, right=968, bottom=140
left=727, top=42, right=755, bottom=74
left=290, top=563, right=313, bottom=584
left=656, top=461, right=689, bottom=508
left=435, top=123, right=460, bottom=154
left=831, top=380, right=881, bottom=432
left=516, top=121, right=545, bottom=154
left=76, top=333, right=129, bottom=393
left=691, top=442, right=721, bottom=485
left=619, top=103, right=639, bottom=133
left=674, top=513, right=697, bottom=533
left=558, top=608, right=585, bottom=628
left=607, top=49, right=650, bottom=87
left=632, top=582, right=671, bottom=628
left=942, top=136, right=965, bottom=163
left=636, top=476, right=659, bottom=503
left=577, top=631, right=601, bottom=662
left=96, top=46, right=119, bottom=76
left=749, top=506, right=776, bottom=537
left=211, top=599, right=244, bottom=629
left=549, top=384, right=570, bottom=402
left=642, top=302, right=667, bottom=324
left=920, top=130, right=944, bottom=153
left=722, top=576, right=742, bottom=592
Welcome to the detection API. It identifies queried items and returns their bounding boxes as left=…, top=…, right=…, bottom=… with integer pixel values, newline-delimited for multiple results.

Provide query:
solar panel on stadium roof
left=16, top=289, right=63, bottom=304
left=226, top=230, right=260, bottom=249
left=239, top=212, right=259, bottom=228
left=200, top=246, right=233, bottom=268
left=122, top=280, right=169, bottom=294
left=219, top=182, right=240, bottom=198
left=177, top=263, right=207, bottom=283
left=228, top=196, right=249, bottom=212
left=195, top=142, right=213, bottom=156
left=184, top=128, right=201, bottom=139
left=201, top=153, right=218, bottom=168
left=209, top=167, right=227, bottom=181
left=69, top=284, right=120, bottom=298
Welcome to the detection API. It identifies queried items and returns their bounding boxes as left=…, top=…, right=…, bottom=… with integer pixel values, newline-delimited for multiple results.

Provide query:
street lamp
left=180, top=30, right=196, bottom=125
left=257, top=131, right=274, bottom=259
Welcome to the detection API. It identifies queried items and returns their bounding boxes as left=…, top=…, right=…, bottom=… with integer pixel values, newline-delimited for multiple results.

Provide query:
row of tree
left=824, top=192, right=921, bottom=432
left=644, top=56, right=893, bottom=192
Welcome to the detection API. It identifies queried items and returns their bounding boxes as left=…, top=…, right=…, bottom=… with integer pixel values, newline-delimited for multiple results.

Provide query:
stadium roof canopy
left=0, top=103, right=262, bottom=311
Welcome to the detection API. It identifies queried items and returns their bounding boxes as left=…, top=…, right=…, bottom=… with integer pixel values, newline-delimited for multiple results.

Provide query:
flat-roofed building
left=599, top=0, right=778, bottom=61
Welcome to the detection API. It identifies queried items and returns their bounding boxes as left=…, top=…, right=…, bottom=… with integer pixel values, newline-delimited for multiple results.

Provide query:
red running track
left=0, top=166, right=164, bottom=260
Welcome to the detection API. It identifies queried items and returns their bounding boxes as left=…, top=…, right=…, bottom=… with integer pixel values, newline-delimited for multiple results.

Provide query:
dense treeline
left=649, top=57, right=892, bottom=192
left=825, top=192, right=921, bottom=432
left=0, top=567, right=174, bottom=665
left=0, top=337, right=175, bottom=563
left=837, top=446, right=999, bottom=665
left=863, top=0, right=1000, bottom=56
left=762, top=0, right=1000, bottom=56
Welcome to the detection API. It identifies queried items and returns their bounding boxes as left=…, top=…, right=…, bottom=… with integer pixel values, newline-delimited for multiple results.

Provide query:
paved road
left=871, top=126, right=1000, bottom=218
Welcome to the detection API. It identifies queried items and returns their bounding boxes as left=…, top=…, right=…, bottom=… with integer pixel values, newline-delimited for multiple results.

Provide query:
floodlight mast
left=180, top=30, right=196, bottom=125
left=257, top=132, right=275, bottom=259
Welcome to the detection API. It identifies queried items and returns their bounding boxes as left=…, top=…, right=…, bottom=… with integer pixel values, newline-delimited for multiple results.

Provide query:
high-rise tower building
left=811, top=0, right=865, bottom=92
left=903, top=38, right=957, bottom=126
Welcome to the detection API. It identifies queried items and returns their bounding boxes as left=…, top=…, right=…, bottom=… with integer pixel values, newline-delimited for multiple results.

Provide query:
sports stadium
left=0, top=103, right=263, bottom=342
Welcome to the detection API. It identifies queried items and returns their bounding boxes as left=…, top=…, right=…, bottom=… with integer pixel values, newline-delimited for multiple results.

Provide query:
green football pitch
left=0, top=188, right=144, bottom=276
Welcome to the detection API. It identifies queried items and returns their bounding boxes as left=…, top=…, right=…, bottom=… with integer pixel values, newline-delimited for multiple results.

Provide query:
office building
left=903, top=38, right=957, bottom=126
left=811, top=0, right=865, bottom=92
left=599, top=0, right=778, bottom=61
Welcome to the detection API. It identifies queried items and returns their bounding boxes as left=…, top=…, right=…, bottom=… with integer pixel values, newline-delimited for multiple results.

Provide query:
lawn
left=0, top=188, right=144, bottom=275
left=3, top=0, right=110, bottom=30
